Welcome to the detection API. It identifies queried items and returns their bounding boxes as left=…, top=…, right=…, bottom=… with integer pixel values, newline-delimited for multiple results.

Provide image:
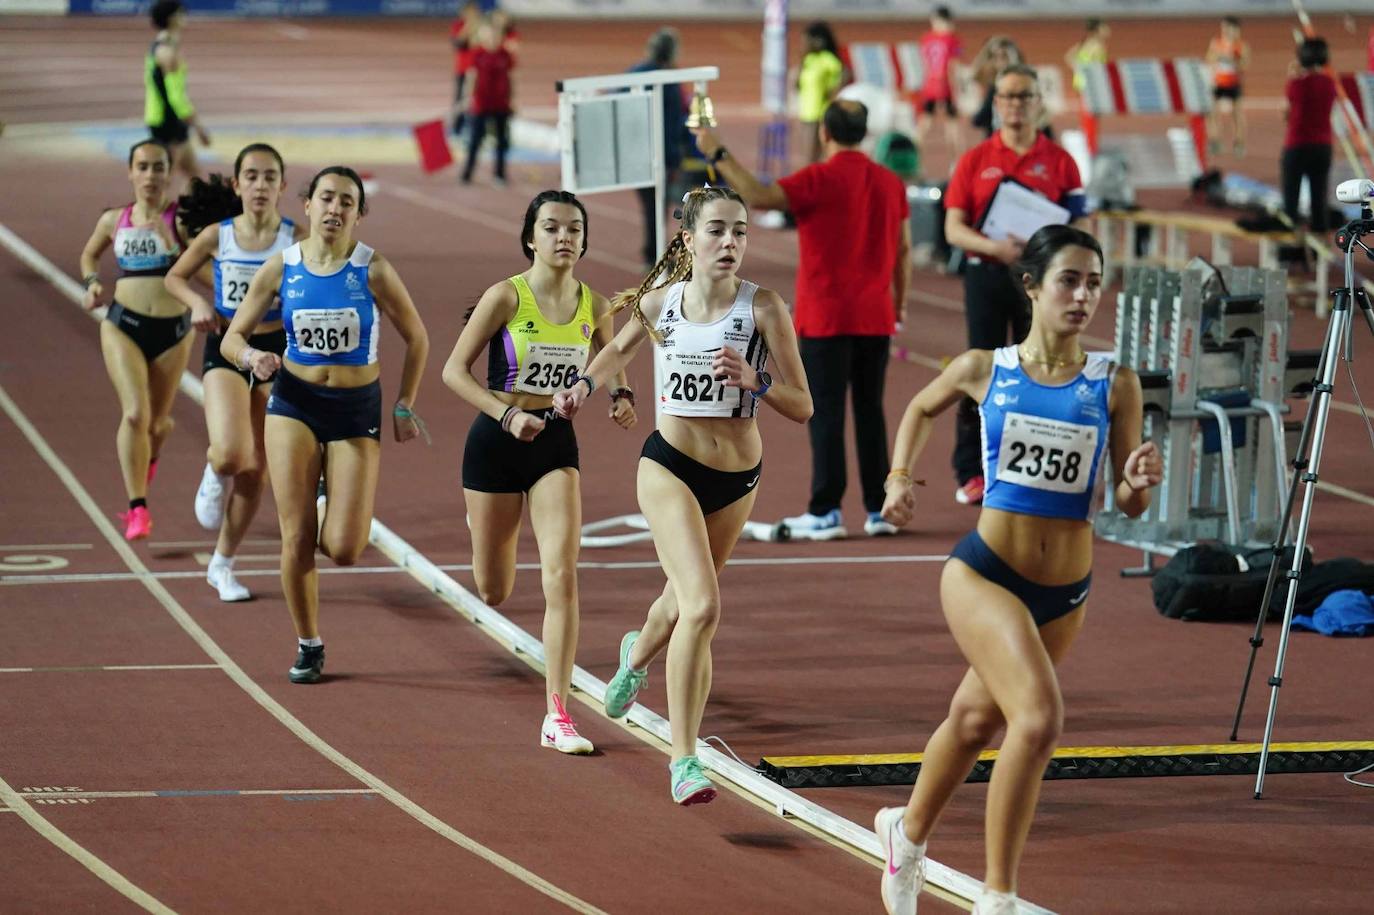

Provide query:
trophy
left=685, top=88, right=716, bottom=130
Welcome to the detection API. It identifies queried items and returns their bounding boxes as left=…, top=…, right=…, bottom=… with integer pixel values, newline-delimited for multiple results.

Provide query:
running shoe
left=781, top=508, right=847, bottom=541
left=972, top=889, right=1017, bottom=915
left=288, top=644, right=325, bottom=684
left=603, top=630, right=648, bottom=719
left=875, top=806, right=926, bottom=915
left=120, top=506, right=152, bottom=541
left=206, top=561, right=251, bottom=603
left=954, top=475, right=985, bottom=506
left=669, top=756, right=717, bottom=806
left=864, top=511, right=899, bottom=537
left=146, top=458, right=159, bottom=485
left=194, top=463, right=230, bottom=531
left=540, top=694, right=594, bottom=754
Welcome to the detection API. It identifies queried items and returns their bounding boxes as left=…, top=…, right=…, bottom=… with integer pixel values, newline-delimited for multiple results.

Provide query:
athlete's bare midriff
left=658, top=413, right=762, bottom=472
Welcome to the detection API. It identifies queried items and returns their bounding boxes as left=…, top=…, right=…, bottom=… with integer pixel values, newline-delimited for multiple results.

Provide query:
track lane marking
left=0, top=381, right=604, bottom=915
left=0, top=664, right=220, bottom=673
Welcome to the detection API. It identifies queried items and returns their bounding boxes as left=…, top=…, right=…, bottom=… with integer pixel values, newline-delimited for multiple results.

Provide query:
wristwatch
left=752, top=371, right=772, bottom=399
left=710, top=146, right=730, bottom=165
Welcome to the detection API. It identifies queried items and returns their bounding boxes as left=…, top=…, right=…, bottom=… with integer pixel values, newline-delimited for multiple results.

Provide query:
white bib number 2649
left=995, top=412, right=1097, bottom=494
left=293, top=308, right=360, bottom=355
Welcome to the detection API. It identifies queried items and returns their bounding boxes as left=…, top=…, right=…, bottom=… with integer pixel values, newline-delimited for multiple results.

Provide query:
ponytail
left=177, top=173, right=241, bottom=238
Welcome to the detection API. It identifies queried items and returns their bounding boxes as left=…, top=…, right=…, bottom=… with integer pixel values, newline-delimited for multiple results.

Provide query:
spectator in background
left=691, top=101, right=911, bottom=540
left=797, top=22, right=848, bottom=165
left=943, top=64, right=1085, bottom=507
left=627, top=28, right=691, bottom=268
left=461, top=17, right=516, bottom=187
left=1206, top=16, right=1250, bottom=157
left=1064, top=18, right=1110, bottom=95
left=1281, top=38, right=1336, bottom=241
left=449, top=1, right=481, bottom=136
left=970, top=36, right=1022, bottom=139
left=144, top=0, right=211, bottom=183
left=916, top=5, right=962, bottom=158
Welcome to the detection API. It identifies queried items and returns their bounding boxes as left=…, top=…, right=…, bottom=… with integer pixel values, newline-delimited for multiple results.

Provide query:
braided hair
left=610, top=185, right=748, bottom=344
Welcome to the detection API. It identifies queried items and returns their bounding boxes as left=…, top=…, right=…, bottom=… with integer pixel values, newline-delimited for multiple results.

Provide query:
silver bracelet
left=237, top=346, right=257, bottom=372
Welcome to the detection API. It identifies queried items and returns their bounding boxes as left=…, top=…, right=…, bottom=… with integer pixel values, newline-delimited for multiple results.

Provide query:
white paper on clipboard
left=980, top=180, right=1070, bottom=242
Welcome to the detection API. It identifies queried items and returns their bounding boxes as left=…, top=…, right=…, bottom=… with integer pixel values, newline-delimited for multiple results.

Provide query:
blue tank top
left=279, top=241, right=379, bottom=367
left=981, top=346, right=1115, bottom=521
left=213, top=217, right=295, bottom=321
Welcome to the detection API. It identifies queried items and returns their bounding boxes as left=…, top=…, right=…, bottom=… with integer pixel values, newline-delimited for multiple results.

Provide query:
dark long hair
left=520, top=190, right=589, bottom=261
left=178, top=143, right=287, bottom=237
left=301, top=165, right=368, bottom=216
left=1014, top=225, right=1103, bottom=304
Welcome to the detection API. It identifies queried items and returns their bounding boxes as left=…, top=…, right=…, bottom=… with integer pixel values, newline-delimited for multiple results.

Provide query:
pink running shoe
left=146, top=458, right=159, bottom=485
left=120, top=506, right=152, bottom=541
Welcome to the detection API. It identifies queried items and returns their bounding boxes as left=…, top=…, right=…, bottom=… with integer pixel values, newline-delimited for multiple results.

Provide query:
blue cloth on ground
left=1291, top=590, right=1374, bottom=637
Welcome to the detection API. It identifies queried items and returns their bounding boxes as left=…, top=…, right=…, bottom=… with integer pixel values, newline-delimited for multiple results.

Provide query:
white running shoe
left=864, top=511, right=899, bottom=536
left=875, top=806, right=926, bottom=915
left=207, top=563, right=251, bottom=603
left=972, top=889, right=1018, bottom=915
left=540, top=694, right=593, bottom=754
left=194, top=464, right=230, bottom=531
left=781, top=509, right=848, bottom=541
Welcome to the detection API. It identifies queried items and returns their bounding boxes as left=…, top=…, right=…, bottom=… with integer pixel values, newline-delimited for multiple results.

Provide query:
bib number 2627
left=667, top=372, right=725, bottom=403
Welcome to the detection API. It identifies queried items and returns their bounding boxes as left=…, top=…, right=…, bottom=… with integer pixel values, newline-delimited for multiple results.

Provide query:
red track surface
left=2, top=15, right=1373, bottom=914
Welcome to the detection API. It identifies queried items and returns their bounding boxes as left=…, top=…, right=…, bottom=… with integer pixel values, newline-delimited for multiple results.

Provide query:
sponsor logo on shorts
left=746, top=474, right=759, bottom=489
left=368, top=427, right=379, bottom=435
left=1069, top=587, right=1089, bottom=606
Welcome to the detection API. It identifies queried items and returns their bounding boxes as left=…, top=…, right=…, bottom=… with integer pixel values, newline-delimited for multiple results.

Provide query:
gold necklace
left=1018, top=343, right=1085, bottom=369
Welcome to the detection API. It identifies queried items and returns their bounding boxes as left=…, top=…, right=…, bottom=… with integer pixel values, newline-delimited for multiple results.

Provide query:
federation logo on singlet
left=345, top=273, right=361, bottom=291
left=580, top=322, right=591, bottom=340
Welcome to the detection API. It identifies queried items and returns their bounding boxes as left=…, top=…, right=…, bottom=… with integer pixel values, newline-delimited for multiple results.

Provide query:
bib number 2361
left=294, top=309, right=360, bottom=355
left=995, top=413, right=1096, bottom=494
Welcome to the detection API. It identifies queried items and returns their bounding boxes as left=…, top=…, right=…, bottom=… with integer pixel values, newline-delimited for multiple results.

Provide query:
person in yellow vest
left=442, top=190, right=637, bottom=755
left=144, top=0, right=211, bottom=182
left=1207, top=16, right=1251, bottom=156
left=796, top=21, right=848, bottom=165
left=1064, top=18, right=1110, bottom=95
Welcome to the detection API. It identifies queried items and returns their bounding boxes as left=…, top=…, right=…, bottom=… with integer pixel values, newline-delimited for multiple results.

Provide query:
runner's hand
left=609, top=397, right=637, bottom=429
left=508, top=410, right=545, bottom=441
left=1122, top=441, right=1163, bottom=491
left=83, top=281, right=104, bottom=311
left=881, top=477, right=917, bottom=528
left=553, top=381, right=587, bottom=419
left=247, top=350, right=280, bottom=382
left=190, top=299, right=217, bottom=333
left=712, top=345, right=756, bottom=390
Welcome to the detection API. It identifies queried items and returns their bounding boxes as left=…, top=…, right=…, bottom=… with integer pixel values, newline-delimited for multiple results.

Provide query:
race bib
left=515, top=342, right=586, bottom=395
left=995, top=412, right=1098, bottom=494
left=116, top=225, right=175, bottom=271
left=219, top=261, right=259, bottom=312
left=663, top=350, right=730, bottom=407
left=293, top=308, right=360, bottom=356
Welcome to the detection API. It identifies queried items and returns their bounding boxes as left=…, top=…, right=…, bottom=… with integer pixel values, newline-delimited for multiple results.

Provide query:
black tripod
left=1230, top=204, right=1374, bottom=799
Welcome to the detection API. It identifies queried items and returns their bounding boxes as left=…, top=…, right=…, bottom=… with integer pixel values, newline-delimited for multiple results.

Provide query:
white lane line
left=149, top=539, right=280, bottom=549
left=0, top=664, right=220, bottom=674
left=0, top=543, right=93, bottom=551
left=0, top=773, right=173, bottom=913
left=0, top=388, right=602, bottom=912
left=18, top=788, right=379, bottom=800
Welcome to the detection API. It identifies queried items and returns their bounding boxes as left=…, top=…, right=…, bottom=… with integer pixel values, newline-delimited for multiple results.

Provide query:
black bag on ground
left=1151, top=542, right=1313, bottom=622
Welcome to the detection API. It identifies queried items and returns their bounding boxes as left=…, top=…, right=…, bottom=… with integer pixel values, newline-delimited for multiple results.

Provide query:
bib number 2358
left=995, top=413, right=1096, bottom=494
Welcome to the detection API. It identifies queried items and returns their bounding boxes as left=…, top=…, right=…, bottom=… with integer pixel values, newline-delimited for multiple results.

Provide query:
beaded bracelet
left=578, top=375, right=597, bottom=396
left=610, top=386, right=635, bottom=406
left=499, top=405, right=520, bottom=433
left=237, top=347, right=258, bottom=372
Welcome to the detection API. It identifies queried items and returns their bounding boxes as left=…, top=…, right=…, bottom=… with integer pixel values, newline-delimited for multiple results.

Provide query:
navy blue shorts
left=266, top=369, right=381, bottom=444
left=640, top=430, right=761, bottom=517
left=948, top=529, right=1091, bottom=627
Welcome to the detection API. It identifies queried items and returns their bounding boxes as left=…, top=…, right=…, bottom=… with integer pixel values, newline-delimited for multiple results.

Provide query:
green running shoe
left=669, top=756, right=717, bottom=806
left=603, top=630, right=648, bottom=719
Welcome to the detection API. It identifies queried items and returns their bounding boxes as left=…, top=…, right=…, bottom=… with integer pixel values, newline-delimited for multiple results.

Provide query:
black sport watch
left=752, top=371, right=772, bottom=398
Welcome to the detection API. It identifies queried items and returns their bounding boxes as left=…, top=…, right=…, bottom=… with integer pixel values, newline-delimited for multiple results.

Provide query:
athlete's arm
left=553, top=287, right=660, bottom=419
left=882, top=348, right=993, bottom=526
left=165, top=224, right=219, bottom=332
left=1107, top=365, right=1161, bottom=518
left=589, top=290, right=637, bottom=430
left=369, top=254, right=430, bottom=442
left=441, top=279, right=522, bottom=419
left=221, top=254, right=283, bottom=380
left=723, top=287, right=811, bottom=424
left=78, top=209, right=116, bottom=311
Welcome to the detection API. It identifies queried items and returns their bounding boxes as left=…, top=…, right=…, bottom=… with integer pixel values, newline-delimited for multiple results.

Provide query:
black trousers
left=800, top=335, right=891, bottom=516
left=954, top=260, right=1030, bottom=484
left=463, top=111, right=510, bottom=181
left=1281, top=144, right=1333, bottom=233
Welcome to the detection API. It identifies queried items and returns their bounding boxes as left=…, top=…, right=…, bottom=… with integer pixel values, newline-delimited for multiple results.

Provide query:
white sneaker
left=194, top=464, right=230, bottom=531
left=875, top=806, right=926, bottom=915
left=865, top=512, right=899, bottom=536
left=781, top=509, right=848, bottom=541
left=972, top=889, right=1018, bottom=915
left=207, top=563, right=252, bottom=603
left=540, top=694, right=593, bottom=754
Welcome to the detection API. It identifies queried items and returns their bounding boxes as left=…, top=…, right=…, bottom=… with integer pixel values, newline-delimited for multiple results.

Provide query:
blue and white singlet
left=279, top=241, right=379, bottom=367
left=213, top=217, right=295, bottom=321
left=980, top=346, right=1115, bottom=521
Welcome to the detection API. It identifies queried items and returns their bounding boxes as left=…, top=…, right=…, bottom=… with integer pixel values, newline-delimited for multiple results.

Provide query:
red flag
left=412, top=120, right=453, bottom=174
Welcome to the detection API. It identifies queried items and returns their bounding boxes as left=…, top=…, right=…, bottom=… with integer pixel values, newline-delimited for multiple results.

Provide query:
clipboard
left=977, top=178, right=1070, bottom=242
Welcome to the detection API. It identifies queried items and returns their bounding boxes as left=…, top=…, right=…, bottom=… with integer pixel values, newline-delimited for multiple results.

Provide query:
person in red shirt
left=691, top=100, right=911, bottom=539
left=917, top=5, right=963, bottom=158
left=1281, top=38, right=1337, bottom=235
left=449, top=1, right=480, bottom=136
left=461, top=17, right=515, bottom=187
left=943, top=63, right=1085, bottom=506
left=1206, top=16, right=1250, bottom=157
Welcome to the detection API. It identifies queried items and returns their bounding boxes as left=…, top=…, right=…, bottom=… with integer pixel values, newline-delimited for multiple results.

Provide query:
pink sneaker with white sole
left=120, top=505, right=152, bottom=541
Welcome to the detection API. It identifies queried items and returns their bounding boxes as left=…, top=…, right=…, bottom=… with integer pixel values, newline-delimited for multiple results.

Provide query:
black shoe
left=289, top=644, right=325, bottom=684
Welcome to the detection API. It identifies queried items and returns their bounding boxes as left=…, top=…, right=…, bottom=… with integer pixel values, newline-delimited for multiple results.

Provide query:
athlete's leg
left=464, top=488, right=524, bottom=606
left=528, top=468, right=581, bottom=714
left=214, top=383, right=271, bottom=557
left=202, top=370, right=259, bottom=555
left=145, top=330, right=193, bottom=468
left=265, top=415, right=323, bottom=639
left=99, top=322, right=153, bottom=501
left=318, top=436, right=381, bottom=566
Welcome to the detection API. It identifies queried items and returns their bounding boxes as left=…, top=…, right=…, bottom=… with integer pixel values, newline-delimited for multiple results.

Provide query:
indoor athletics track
left=1, top=15, right=1372, bottom=913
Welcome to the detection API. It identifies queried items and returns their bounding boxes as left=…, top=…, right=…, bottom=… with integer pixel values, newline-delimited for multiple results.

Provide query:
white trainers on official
left=782, top=509, right=848, bottom=541
left=194, top=464, right=230, bottom=531
left=207, top=561, right=251, bottom=603
left=864, top=511, right=899, bottom=536
left=971, top=888, right=1018, bottom=914
left=875, top=806, right=926, bottom=915
left=540, top=694, right=593, bottom=754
